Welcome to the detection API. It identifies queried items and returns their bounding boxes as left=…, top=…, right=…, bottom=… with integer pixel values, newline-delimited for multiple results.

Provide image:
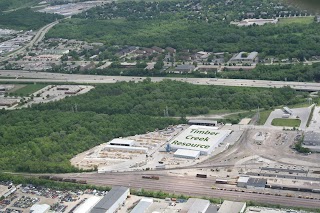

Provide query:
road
left=57, top=172, right=320, bottom=209
left=1, top=70, right=320, bottom=91
left=0, top=18, right=68, bottom=62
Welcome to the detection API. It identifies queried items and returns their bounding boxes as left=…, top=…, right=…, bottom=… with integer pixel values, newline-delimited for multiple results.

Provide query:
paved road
left=1, top=70, right=320, bottom=91
left=0, top=18, right=67, bottom=62
left=57, top=172, right=320, bottom=209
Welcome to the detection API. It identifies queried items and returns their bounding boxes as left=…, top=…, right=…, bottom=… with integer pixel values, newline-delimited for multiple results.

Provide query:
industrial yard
left=71, top=124, right=240, bottom=172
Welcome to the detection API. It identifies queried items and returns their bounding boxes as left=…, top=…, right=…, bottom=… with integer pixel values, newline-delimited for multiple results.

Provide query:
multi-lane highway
left=1, top=70, right=320, bottom=91
left=56, top=172, right=320, bottom=209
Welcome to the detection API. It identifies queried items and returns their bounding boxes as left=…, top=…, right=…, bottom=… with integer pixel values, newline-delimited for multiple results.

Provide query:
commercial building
left=103, top=145, right=148, bottom=154
left=173, top=149, right=200, bottom=159
left=169, top=125, right=232, bottom=155
left=30, top=204, right=50, bottom=213
left=303, top=131, right=320, bottom=146
left=283, top=107, right=293, bottom=115
left=246, top=178, right=267, bottom=190
left=230, top=52, right=258, bottom=64
left=218, top=200, right=246, bottom=213
left=0, top=98, right=19, bottom=107
left=234, top=18, right=278, bottom=26
left=90, top=186, right=129, bottom=213
left=108, top=139, right=136, bottom=147
left=130, top=198, right=153, bottom=213
left=181, top=198, right=211, bottom=213
left=74, top=196, right=102, bottom=213
left=302, top=131, right=320, bottom=152
left=188, top=119, right=218, bottom=127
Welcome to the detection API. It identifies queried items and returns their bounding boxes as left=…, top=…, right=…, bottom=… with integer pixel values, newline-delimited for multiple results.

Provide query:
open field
left=271, top=118, right=301, bottom=127
left=8, top=84, right=47, bottom=96
left=278, top=17, right=314, bottom=25
left=258, top=110, right=272, bottom=125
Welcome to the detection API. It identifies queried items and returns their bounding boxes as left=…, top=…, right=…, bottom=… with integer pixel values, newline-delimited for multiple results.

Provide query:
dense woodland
left=0, top=8, right=62, bottom=30
left=33, top=80, right=302, bottom=116
left=0, top=0, right=40, bottom=12
left=218, top=63, right=320, bottom=82
left=47, top=0, right=320, bottom=59
left=0, top=81, right=305, bottom=173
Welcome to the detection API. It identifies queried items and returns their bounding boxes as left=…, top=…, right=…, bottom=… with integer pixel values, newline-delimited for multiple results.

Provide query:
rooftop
left=234, top=52, right=258, bottom=60
left=304, top=131, right=320, bottom=145
left=218, top=200, right=246, bottom=213
left=90, top=186, right=129, bottom=213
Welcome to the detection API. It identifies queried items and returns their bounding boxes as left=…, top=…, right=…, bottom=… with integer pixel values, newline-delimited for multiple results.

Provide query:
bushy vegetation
left=47, top=18, right=320, bottom=59
left=0, top=0, right=41, bottom=12
left=0, top=109, right=179, bottom=173
left=0, top=8, right=63, bottom=30
left=219, top=63, right=320, bottom=82
left=33, top=80, right=303, bottom=116
left=0, top=81, right=306, bottom=173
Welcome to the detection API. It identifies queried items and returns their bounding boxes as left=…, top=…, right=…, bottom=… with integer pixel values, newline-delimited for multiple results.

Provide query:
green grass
left=9, top=84, right=47, bottom=96
left=258, top=110, right=272, bottom=125
left=278, top=17, right=314, bottom=25
left=271, top=118, right=301, bottom=127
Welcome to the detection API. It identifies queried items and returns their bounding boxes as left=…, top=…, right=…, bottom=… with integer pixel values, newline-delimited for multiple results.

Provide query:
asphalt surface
left=58, top=172, right=320, bottom=209
left=1, top=70, right=320, bottom=91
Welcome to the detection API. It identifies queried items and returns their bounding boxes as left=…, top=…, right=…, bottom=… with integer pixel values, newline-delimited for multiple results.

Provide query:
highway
left=1, top=70, right=320, bottom=91
left=57, top=172, right=320, bottom=209
left=0, top=17, right=68, bottom=63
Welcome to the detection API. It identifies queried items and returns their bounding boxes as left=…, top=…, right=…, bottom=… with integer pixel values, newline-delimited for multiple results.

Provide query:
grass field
left=9, top=84, right=47, bottom=96
left=271, top=118, right=301, bottom=127
left=278, top=17, right=314, bottom=25
left=258, top=110, right=272, bottom=125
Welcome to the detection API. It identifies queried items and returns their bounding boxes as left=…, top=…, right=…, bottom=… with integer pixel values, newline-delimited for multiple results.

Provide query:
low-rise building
left=175, top=64, right=195, bottom=73
left=90, top=186, right=129, bottom=213
left=230, top=52, right=258, bottom=64
left=130, top=198, right=153, bottom=213
left=218, top=200, right=246, bottom=213
left=30, top=204, right=50, bottom=213
left=182, top=198, right=211, bottom=213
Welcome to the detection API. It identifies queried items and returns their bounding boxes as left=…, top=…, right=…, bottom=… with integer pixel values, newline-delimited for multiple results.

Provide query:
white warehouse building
left=169, top=125, right=232, bottom=155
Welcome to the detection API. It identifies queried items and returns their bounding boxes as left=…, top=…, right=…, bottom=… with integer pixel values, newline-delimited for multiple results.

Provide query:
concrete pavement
left=1, top=70, right=320, bottom=91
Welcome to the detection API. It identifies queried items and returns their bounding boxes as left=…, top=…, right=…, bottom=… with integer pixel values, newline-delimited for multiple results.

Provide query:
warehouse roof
left=30, top=204, right=50, bottom=213
left=108, top=138, right=136, bottom=146
left=174, top=149, right=200, bottom=159
left=74, top=196, right=101, bottom=213
left=91, top=186, right=129, bottom=213
left=131, top=198, right=153, bottom=213
left=238, top=176, right=250, bottom=184
left=218, top=200, right=246, bottom=213
left=188, top=120, right=218, bottom=126
left=247, top=178, right=267, bottom=188
left=181, top=198, right=210, bottom=213
left=304, top=131, right=320, bottom=145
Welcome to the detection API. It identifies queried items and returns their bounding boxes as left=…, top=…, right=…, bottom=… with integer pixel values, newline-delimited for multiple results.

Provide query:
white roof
left=238, top=176, right=250, bottom=183
left=108, top=138, right=135, bottom=145
left=174, top=149, right=200, bottom=158
left=130, top=198, right=153, bottom=213
left=218, top=200, right=246, bottom=213
left=184, top=198, right=210, bottom=213
left=170, top=125, right=231, bottom=153
left=30, top=204, right=50, bottom=213
left=74, top=196, right=102, bottom=213
left=105, top=145, right=148, bottom=152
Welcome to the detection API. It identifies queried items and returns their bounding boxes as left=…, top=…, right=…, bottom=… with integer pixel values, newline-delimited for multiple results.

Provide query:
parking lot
left=264, top=106, right=312, bottom=130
